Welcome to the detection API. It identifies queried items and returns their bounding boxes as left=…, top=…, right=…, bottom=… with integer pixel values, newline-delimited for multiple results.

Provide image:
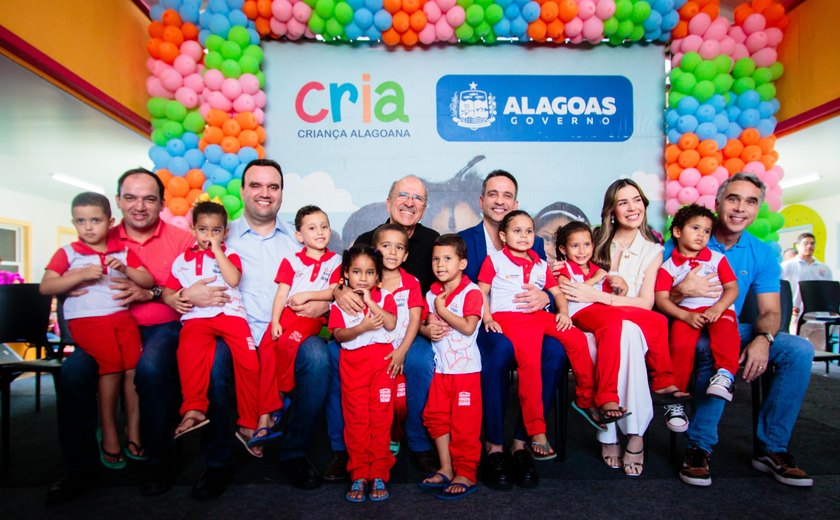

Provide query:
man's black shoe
left=192, top=466, right=234, bottom=501
left=410, top=449, right=438, bottom=475
left=140, top=463, right=176, bottom=497
left=510, top=449, right=539, bottom=488
left=322, top=451, right=349, bottom=482
left=480, top=451, right=512, bottom=490
left=45, top=470, right=97, bottom=505
left=279, top=456, right=321, bottom=490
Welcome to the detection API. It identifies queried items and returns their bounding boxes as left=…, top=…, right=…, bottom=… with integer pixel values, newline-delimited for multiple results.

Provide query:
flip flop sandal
left=623, top=448, right=644, bottom=477
left=124, top=441, right=148, bottom=461
left=235, top=430, right=264, bottom=458
left=96, top=429, right=126, bottom=470
left=599, top=408, right=632, bottom=425
left=572, top=402, right=608, bottom=432
left=173, top=416, right=210, bottom=439
left=600, top=442, right=623, bottom=469
left=435, top=482, right=479, bottom=501
left=345, top=479, right=367, bottom=503
left=530, top=441, right=558, bottom=461
left=418, top=471, right=451, bottom=491
left=268, top=396, right=293, bottom=434
left=369, top=478, right=390, bottom=502
left=247, top=426, right=284, bottom=447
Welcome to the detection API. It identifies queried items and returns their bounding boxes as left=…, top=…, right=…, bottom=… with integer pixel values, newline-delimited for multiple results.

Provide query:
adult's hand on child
left=334, top=284, right=365, bottom=314
left=607, top=274, right=628, bottom=296
left=289, top=300, right=329, bottom=319
left=560, top=281, right=600, bottom=303
left=514, top=283, right=550, bottom=312
left=104, top=256, right=127, bottom=273
left=677, top=266, right=722, bottom=299
left=184, top=276, right=229, bottom=307
left=110, top=278, right=151, bottom=305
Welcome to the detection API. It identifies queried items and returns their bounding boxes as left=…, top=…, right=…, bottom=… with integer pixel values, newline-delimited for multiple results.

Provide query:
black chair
left=0, top=283, right=64, bottom=470
left=796, top=280, right=840, bottom=373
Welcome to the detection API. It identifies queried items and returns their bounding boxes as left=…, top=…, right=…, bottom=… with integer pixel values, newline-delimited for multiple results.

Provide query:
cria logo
left=295, top=73, right=409, bottom=124
left=437, top=74, right=633, bottom=142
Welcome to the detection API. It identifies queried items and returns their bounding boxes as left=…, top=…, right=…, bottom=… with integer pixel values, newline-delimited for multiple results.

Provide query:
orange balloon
left=382, top=28, right=400, bottom=46
left=666, top=163, right=683, bottom=180
left=751, top=0, right=773, bottom=12
left=699, top=4, right=718, bottom=18
left=257, top=0, right=273, bottom=17
left=158, top=42, right=179, bottom=64
left=733, top=4, right=753, bottom=25
left=198, top=138, right=208, bottom=151
left=222, top=118, right=242, bottom=137
left=168, top=176, right=190, bottom=198
left=235, top=112, right=258, bottom=130
left=678, top=149, right=701, bottom=168
left=255, top=144, right=265, bottom=159
left=722, top=138, right=744, bottom=158
left=403, top=0, right=421, bottom=14
left=220, top=136, right=241, bottom=154
left=182, top=23, right=199, bottom=41
left=149, top=21, right=165, bottom=39
left=239, top=129, right=260, bottom=149
left=696, top=139, right=718, bottom=157
left=255, top=126, right=267, bottom=143
left=162, top=26, right=184, bottom=47
left=383, top=0, right=402, bottom=14
left=162, top=9, right=182, bottom=27
left=392, top=12, right=410, bottom=33
left=409, top=10, right=427, bottom=32
left=206, top=109, right=229, bottom=128
left=672, top=20, right=688, bottom=39
left=679, top=1, right=699, bottom=19
left=156, top=169, right=173, bottom=188
left=547, top=19, right=564, bottom=40
left=759, top=154, right=776, bottom=170
left=558, top=0, right=578, bottom=22
left=724, top=157, right=745, bottom=175
left=528, top=19, right=548, bottom=41
left=255, top=17, right=271, bottom=36
left=146, top=38, right=162, bottom=59
left=541, top=1, right=559, bottom=23
left=402, top=29, right=419, bottom=46
left=185, top=169, right=206, bottom=189
left=697, top=156, right=719, bottom=175
left=168, top=197, right=190, bottom=217
left=665, top=144, right=681, bottom=164
left=741, top=144, right=762, bottom=163
left=243, top=0, right=259, bottom=19
left=758, top=136, right=775, bottom=154
left=739, top=128, right=760, bottom=146
left=678, top=132, right=699, bottom=150
left=204, top=126, right=224, bottom=145
left=186, top=188, right=203, bottom=206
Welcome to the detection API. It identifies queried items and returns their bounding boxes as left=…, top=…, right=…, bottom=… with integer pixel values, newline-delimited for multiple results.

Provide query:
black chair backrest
left=0, top=284, right=52, bottom=346
left=799, top=280, right=840, bottom=316
left=738, top=279, right=793, bottom=334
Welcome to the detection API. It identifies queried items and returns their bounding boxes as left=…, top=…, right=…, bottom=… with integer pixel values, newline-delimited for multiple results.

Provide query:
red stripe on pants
left=670, top=307, right=740, bottom=391
left=340, top=343, right=396, bottom=482
left=423, top=372, right=482, bottom=482
left=178, top=315, right=262, bottom=429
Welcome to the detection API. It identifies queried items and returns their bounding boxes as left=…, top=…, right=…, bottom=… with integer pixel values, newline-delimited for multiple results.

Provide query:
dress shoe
left=510, top=449, right=539, bottom=488
left=480, top=451, right=512, bottom=490
left=279, top=456, right=321, bottom=490
left=140, top=463, right=176, bottom=497
left=410, top=450, right=438, bottom=475
left=192, top=466, right=235, bottom=501
left=45, top=470, right=97, bottom=505
left=322, top=451, right=349, bottom=482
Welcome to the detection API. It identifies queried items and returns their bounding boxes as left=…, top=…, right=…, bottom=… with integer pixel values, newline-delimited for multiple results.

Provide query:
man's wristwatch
left=149, top=285, right=163, bottom=300
left=756, top=331, right=775, bottom=345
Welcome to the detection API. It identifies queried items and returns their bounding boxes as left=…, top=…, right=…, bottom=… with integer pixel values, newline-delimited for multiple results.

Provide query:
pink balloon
left=304, top=26, right=316, bottom=40
left=159, top=68, right=183, bottom=92
left=761, top=170, right=779, bottom=188
left=175, top=87, right=199, bottom=108
left=765, top=27, right=783, bottom=48
left=423, top=2, right=442, bottom=23
left=732, top=43, right=749, bottom=61
left=696, top=175, right=720, bottom=196
left=292, top=2, right=311, bottom=23
left=711, top=166, right=729, bottom=183
left=204, top=69, right=225, bottom=90
left=665, top=197, right=682, bottom=216
left=677, top=186, right=700, bottom=205
left=146, top=77, right=171, bottom=98
left=253, top=107, right=265, bottom=125
left=746, top=31, right=768, bottom=54
left=446, top=6, right=465, bottom=27
left=270, top=18, right=288, bottom=36
left=418, top=24, right=437, bottom=44
left=565, top=17, right=583, bottom=37
left=697, top=195, right=716, bottom=211
left=742, top=161, right=766, bottom=176
left=170, top=216, right=190, bottom=230
left=769, top=165, right=784, bottom=181
left=435, top=18, right=454, bottom=41
left=221, top=78, right=243, bottom=101
left=765, top=192, right=782, bottom=212
left=239, top=74, right=261, bottom=95
left=199, top=102, right=211, bottom=118
left=728, top=25, right=747, bottom=43
left=681, top=34, right=703, bottom=53
left=160, top=207, right=174, bottom=222
left=666, top=180, right=682, bottom=198
left=671, top=52, right=684, bottom=68
left=698, top=40, right=721, bottom=60
left=173, top=54, right=197, bottom=77
left=438, top=0, right=457, bottom=10
left=287, top=18, right=306, bottom=39
left=719, top=37, right=735, bottom=56
left=705, top=18, right=729, bottom=41
left=207, top=91, right=233, bottom=111
left=577, top=0, right=596, bottom=20
left=272, top=0, right=293, bottom=21
left=151, top=59, right=169, bottom=77
left=595, top=0, right=615, bottom=20
left=146, top=57, right=158, bottom=74
left=183, top=72, right=204, bottom=93
left=752, top=47, right=777, bottom=68
left=180, top=40, right=204, bottom=62
left=569, top=33, right=584, bottom=44
left=582, top=17, right=603, bottom=43
left=742, top=13, right=766, bottom=35
left=671, top=39, right=682, bottom=53
left=253, top=90, right=266, bottom=108
left=688, top=12, right=711, bottom=36
left=679, top=167, right=702, bottom=187
left=233, top=93, right=256, bottom=113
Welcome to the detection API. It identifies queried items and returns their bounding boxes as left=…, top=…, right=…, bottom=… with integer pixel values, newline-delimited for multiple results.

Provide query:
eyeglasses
left=392, top=191, right=427, bottom=206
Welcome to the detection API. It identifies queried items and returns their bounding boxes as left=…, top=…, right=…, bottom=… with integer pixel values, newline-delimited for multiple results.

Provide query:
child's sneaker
left=664, top=403, right=689, bottom=432
left=706, top=370, right=734, bottom=401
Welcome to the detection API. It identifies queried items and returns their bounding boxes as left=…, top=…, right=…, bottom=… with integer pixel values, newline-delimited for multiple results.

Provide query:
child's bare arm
left=333, top=311, right=383, bottom=342
left=213, top=248, right=242, bottom=287
left=386, top=307, right=421, bottom=377
left=288, top=284, right=338, bottom=307
left=434, top=293, right=480, bottom=336
left=548, top=285, right=570, bottom=316
left=40, top=267, right=102, bottom=296
left=477, top=282, right=501, bottom=332
left=124, top=266, right=155, bottom=289
left=270, top=283, right=291, bottom=339
left=365, top=296, right=397, bottom=331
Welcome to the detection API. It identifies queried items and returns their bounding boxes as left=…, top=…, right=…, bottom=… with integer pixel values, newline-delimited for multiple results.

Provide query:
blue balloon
left=347, top=0, right=365, bottom=9
left=364, top=26, right=382, bottom=40
left=229, top=10, right=248, bottom=26
left=769, top=99, right=780, bottom=114
left=211, top=169, right=233, bottom=186
left=248, top=28, right=260, bottom=45
left=665, top=108, right=680, bottom=128
left=505, top=4, right=521, bottom=20
left=676, top=96, right=699, bottom=116
left=667, top=129, right=682, bottom=144
left=364, top=0, right=383, bottom=10
left=695, top=104, right=716, bottom=123
left=757, top=118, right=776, bottom=138
left=149, top=146, right=171, bottom=167
left=726, top=105, right=741, bottom=120
left=709, top=94, right=726, bottom=112
left=373, top=9, right=392, bottom=31
left=738, top=108, right=760, bottom=128
left=162, top=0, right=181, bottom=9
left=652, top=0, right=675, bottom=11
left=208, top=0, right=229, bottom=14
left=233, top=163, right=246, bottom=179
left=237, top=147, right=259, bottom=164
left=209, top=14, right=231, bottom=36
left=220, top=153, right=240, bottom=173
left=198, top=29, right=210, bottom=46
left=713, top=113, right=729, bottom=132
left=515, top=0, right=532, bottom=7
left=758, top=101, right=774, bottom=119
left=643, top=10, right=662, bottom=31
left=510, top=16, right=528, bottom=38
left=660, top=10, right=679, bottom=31
left=713, top=133, right=727, bottom=150
left=184, top=149, right=206, bottom=169
left=182, top=132, right=200, bottom=149
left=725, top=122, right=743, bottom=139
left=199, top=11, right=211, bottom=27
left=345, top=22, right=363, bottom=40
left=736, top=90, right=760, bottom=110
left=521, top=2, right=540, bottom=22
left=676, top=114, right=699, bottom=134
left=205, top=144, right=224, bottom=163
left=166, top=138, right=187, bottom=157
left=494, top=18, right=512, bottom=37
left=696, top=122, right=717, bottom=141
left=150, top=5, right=165, bottom=21
left=673, top=0, right=688, bottom=8
left=355, top=8, right=374, bottom=29
left=496, top=0, right=513, bottom=6
left=168, top=157, right=190, bottom=176
left=179, top=5, right=200, bottom=24
left=645, top=28, right=662, bottom=41
left=226, top=0, right=245, bottom=9
left=202, top=179, right=214, bottom=192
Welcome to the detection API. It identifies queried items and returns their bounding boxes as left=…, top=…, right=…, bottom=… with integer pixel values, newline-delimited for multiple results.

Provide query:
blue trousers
left=687, top=324, right=814, bottom=454
left=478, top=328, right=568, bottom=445
left=326, top=336, right=435, bottom=452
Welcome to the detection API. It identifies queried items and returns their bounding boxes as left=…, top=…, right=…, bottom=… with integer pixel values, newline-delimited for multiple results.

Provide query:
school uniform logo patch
left=379, top=388, right=392, bottom=403
left=246, top=337, right=256, bottom=350
left=396, top=382, right=406, bottom=398
left=458, top=391, right=471, bottom=407
left=289, top=330, right=303, bottom=342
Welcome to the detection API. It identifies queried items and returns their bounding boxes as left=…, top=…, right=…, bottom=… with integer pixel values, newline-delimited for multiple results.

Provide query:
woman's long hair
left=591, top=178, right=656, bottom=270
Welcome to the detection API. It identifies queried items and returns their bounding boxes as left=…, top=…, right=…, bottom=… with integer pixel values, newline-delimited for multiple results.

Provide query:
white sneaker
left=706, top=371, right=734, bottom=401
left=664, top=404, right=689, bottom=433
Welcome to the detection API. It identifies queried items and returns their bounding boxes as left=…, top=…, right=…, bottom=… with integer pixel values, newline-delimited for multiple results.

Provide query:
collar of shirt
left=70, top=236, right=125, bottom=271
left=669, top=247, right=712, bottom=267
left=708, top=232, right=746, bottom=254
left=609, top=229, right=647, bottom=260
left=229, top=213, right=296, bottom=241
left=183, top=243, right=226, bottom=262
left=430, top=275, right=472, bottom=306
left=502, top=245, right=540, bottom=266
left=566, top=259, right=602, bottom=281
left=295, top=247, right=337, bottom=282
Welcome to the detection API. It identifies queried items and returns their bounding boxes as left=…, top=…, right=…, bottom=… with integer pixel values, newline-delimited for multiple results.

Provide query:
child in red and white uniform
left=655, top=204, right=740, bottom=402
left=373, top=223, right=424, bottom=453
left=418, top=234, right=483, bottom=501
left=163, top=201, right=265, bottom=457
left=252, top=206, right=341, bottom=446
left=329, top=245, right=398, bottom=503
left=41, top=192, right=154, bottom=469
left=477, top=210, right=590, bottom=461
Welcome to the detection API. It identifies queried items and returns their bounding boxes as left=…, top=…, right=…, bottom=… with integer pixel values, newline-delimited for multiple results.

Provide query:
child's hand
left=484, top=319, right=502, bottom=333
left=271, top=321, right=283, bottom=340
left=362, top=310, right=384, bottom=331
left=354, top=287, right=372, bottom=304
left=171, top=291, right=193, bottom=315
left=426, top=314, right=449, bottom=341
left=433, top=292, right=448, bottom=313
left=702, top=307, right=723, bottom=323
left=79, top=264, right=105, bottom=282
left=385, top=348, right=406, bottom=378
left=555, top=313, right=573, bottom=331
left=684, top=312, right=708, bottom=330
left=105, top=256, right=127, bottom=273
left=288, top=293, right=308, bottom=307
left=208, top=235, right=224, bottom=253
left=607, top=274, right=628, bottom=296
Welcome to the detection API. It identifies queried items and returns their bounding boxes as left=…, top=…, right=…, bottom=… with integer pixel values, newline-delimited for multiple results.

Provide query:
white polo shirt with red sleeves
left=425, top=276, right=484, bottom=374
left=389, top=268, right=424, bottom=350
left=554, top=260, right=612, bottom=317
left=655, top=247, right=736, bottom=310
left=274, top=248, right=342, bottom=296
left=46, top=237, right=143, bottom=320
left=477, top=247, right=557, bottom=313
left=328, top=288, right=398, bottom=350
left=166, top=244, right=248, bottom=320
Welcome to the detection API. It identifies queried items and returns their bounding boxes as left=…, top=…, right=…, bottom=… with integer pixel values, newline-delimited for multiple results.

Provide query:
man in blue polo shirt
left=667, top=172, right=814, bottom=488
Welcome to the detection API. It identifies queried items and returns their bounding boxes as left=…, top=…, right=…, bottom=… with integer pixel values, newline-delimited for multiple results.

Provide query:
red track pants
left=423, top=372, right=482, bottom=482
left=670, top=307, right=740, bottom=391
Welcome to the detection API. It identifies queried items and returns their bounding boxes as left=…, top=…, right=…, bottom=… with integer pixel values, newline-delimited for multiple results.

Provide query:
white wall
left=782, top=192, right=840, bottom=272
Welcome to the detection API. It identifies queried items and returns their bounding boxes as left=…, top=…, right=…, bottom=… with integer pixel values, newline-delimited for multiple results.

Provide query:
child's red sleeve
left=716, top=257, right=737, bottom=284
left=274, top=259, right=295, bottom=285
left=226, top=252, right=243, bottom=272
left=477, top=257, right=496, bottom=285
left=543, top=264, right=558, bottom=289
left=164, top=273, right=183, bottom=291
left=553, top=263, right=572, bottom=280
left=328, top=263, right=342, bottom=284
left=381, top=294, right=398, bottom=315
left=327, top=303, right=345, bottom=331
left=406, top=276, right=424, bottom=309
left=45, top=249, right=70, bottom=275
left=654, top=267, right=674, bottom=292
left=463, top=289, right=484, bottom=318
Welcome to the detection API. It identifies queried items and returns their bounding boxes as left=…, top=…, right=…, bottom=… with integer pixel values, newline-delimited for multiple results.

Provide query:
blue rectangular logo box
left=436, top=75, right=634, bottom=142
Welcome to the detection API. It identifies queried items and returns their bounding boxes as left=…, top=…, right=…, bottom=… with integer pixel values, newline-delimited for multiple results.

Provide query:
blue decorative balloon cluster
left=149, top=132, right=205, bottom=174
left=198, top=0, right=261, bottom=46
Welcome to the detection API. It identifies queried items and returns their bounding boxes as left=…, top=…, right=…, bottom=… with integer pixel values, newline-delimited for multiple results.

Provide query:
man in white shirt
left=782, top=232, right=834, bottom=346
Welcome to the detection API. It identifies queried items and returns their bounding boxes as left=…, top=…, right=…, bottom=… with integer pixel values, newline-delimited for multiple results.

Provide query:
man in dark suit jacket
left=458, top=170, right=568, bottom=490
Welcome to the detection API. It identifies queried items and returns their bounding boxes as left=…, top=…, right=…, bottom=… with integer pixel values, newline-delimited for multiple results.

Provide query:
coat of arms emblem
left=450, top=82, right=496, bottom=130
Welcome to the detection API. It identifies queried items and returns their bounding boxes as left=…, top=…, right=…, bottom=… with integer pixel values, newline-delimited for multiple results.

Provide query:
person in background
left=781, top=233, right=833, bottom=325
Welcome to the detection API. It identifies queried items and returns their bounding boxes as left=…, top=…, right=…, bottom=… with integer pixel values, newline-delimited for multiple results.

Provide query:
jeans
left=277, top=335, right=329, bottom=461
left=686, top=324, right=814, bottom=454
left=326, top=336, right=435, bottom=452
left=478, top=328, right=568, bottom=445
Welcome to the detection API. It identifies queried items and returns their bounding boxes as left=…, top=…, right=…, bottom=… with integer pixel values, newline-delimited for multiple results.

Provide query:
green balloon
left=162, top=121, right=184, bottom=140
left=616, top=19, right=634, bottom=39
left=315, top=0, right=335, bottom=19
left=712, top=55, right=733, bottom=74
left=670, top=67, right=683, bottom=81
left=694, top=60, right=717, bottom=81
left=302, top=0, right=317, bottom=7
left=239, top=55, right=259, bottom=75
left=629, top=24, right=645, bottom=42
left=732, top=57, right=755, bottom=79
left=732, top=77, right=756, bottom=95
left=455, top=23, right=474, bottom=41
left=764, top=231, right=779, bottom=243
left=485, top=4, right=504, bottom=24
left=220, top=59, right=242, bottom=79
left=308, top=12, right=326, bottom=34
left=226, top=179, right=242, bottom=196
left=712, top=73, right=734, bottom=94
left=231, top=207, right=244, bottom=221
left=183, top=111, right=206, bottom=134
left=747, top=218, right=770, bottom=238
left=475, top=20, right=492, bottom=37
left=466, top=5, right=484, bottom=27
left=147, top=97, right=168, bottom=119
left=325, top=17, right=344, bottom=39
left=205, top=35, right=225, bottom=52
left=752, top=67, right=773, bottom=86
left=483, top=31, right=497, bottom=44
left=228, top=26, right=250, bottom=48
left=256, top=71, right=266, bottom=90
left=692, top=80, right=715, bottom=102
left=243, top=45, right=264, bottom=63
left=221, top=194, right=242, bottom=215
left=335, top=2, right=354, bottom=25
left=767, top=211, right=785, bottom=231
left=668, top=91, right=686, bottom=109
left=603, top=17, right=619, bottom=36
left=151, top=128, right=168, bottom=146
left=680, top=52, right=702, bottom=72
left=165, top=100, right=187, bottom=122
left=151, top=117, right=168, bottom=129
left=631, top=1, right=651, bottom=23
left=475, top=0, right=493, bottom=6
left=204, top=51, right=223, bottom=70
left=206, top=184, right=227, bottom=200
left=220, top=40, right=242, bottom=60
left=758, top=203, right=770, bottom=218
left=769, top=61, right=784, bottom=80
left=457, top=0, right=474, bottom=8
left=607, top=35, right=624, bottom=46
left=673, top=72, right=697, bottom=94
left=614, top=0, right=633, bottom=20
left=756, top=83, right=777, bottom=101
